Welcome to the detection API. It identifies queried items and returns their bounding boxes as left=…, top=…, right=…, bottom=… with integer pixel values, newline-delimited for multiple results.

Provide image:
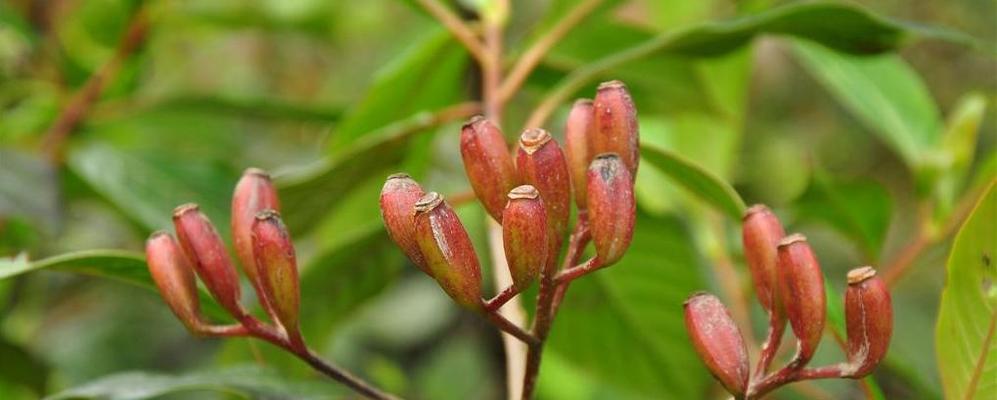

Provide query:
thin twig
left=753, top=310, right=786, bottom=379
left=747, top=364, right=845, bottom=400
left=550, top=215, right=590, bottom=316
left=482, top=308, right=541, bottom=345
left=496, top=0, right=604, bottom=104
left=414, top=0, right=489, bottom=65
left=447, top=190, right=477, bottom=207
left=41, top=7, right=149, bottom=162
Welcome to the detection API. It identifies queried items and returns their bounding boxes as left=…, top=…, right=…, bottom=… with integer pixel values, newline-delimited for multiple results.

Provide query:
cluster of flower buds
left=146, top=168, right=303, bottom=345
left=380, top=80, right=638, bottom=313
left=683, top=205, right=893, bottom=399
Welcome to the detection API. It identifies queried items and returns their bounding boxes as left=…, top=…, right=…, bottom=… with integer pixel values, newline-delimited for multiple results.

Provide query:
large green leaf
left=640, top=144, right=746, bottom=220
left=791, top=39, right=942, bottom=170
left=44, top=365, right=344, bottom=400
left=326, top=26, right=468, bottom=150
left=547, top=214, right=709, bottom=398
left=936, top=182, right=997, bottom=399
left=67, top=143, right=236, bottom=236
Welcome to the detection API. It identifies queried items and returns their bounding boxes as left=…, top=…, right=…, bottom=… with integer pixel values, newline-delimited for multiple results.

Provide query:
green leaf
left=67, top=143, right=236, bottom=235
left=932, top=93, right=987, bottom=217
left=547, top=214, right=709, bottom=398
left=44, top=365, right=344, bottom=400
left=791, top=39, right=942, bottom=169
left=936, top=182, right=997, bottom=399
left=795, top=174, right=893, bottom=260
left=640, top=144, right=746, bottom=220
left=326, top=26, right=468, bottom=151
left=0, top=250, right=227, bottom=319
left=277, top=107, right=472, bottom=234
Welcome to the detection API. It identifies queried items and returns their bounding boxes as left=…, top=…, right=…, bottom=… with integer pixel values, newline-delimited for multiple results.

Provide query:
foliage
left=0, top=0, right=993, bottom=399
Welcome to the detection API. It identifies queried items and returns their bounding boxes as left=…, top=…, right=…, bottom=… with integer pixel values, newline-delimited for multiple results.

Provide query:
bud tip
left=519, top=128, right=552, bottom=154
left=847, top=266, right=877, bottom=285
left=414, top=192, right=444, bottom=214
left=172, top=203, right=200, bottom=218
left=778, top=233, right=807, bottom=247
left=508, top=185, right=540, bottom=200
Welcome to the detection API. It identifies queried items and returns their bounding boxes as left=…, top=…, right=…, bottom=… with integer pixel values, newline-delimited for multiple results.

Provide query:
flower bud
left=380, top=173, right=429, bottom=274
left=460, top=116, right=519, bottom=222
left=413, top=192, right=483, bottom=310
left=516, top=128, right=570, bottom=268
left=146, top=232, right=205, bottom=332
left=173, top=203, right=245, bottom=318
left=502, top=185, right=548, bottom=289
left=252, top=210, right=301, bottom=332
left=843, top=266, right=892, bottom=378
left=587, top=154, right=635, bottom=265
left=592, top=81, right=639, bottom=178
left=742, top=204, right=786, bottom=317
left=564, top=99, right=593, bottom=209
left=231, top=168, right=280, bottom=296
left=684, top=292, right=750, bottom=397
left=776, top=234, right=826, bottom=365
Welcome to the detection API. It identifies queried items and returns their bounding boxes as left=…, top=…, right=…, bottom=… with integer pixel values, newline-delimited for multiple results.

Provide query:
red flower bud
left=592, top=81, right=639, bottom=179
left=777, top=234, right=826, bottom=366
left=502, top=185, right=548, bottom=289
left=460, top=116, right=519, bottom=222
left=413, top=192, right=482, bottom=310
left=173, top=203, right=245, bottom=318
left=684, top=292, right=750, bottom=397
left=516, top=128, right=570, bottom=268
left=252, top=210, right=301, bottom=333
left=231, top=168, right=280, bottom=304
left=380, top=173, right=429, bottom=274
left=564, top=99, right=594, bottom=209
left=146, top=232, right=206, bottom=333
left=843, top=266, right=892, bottom=378
left=587, top=154, right=635, bottom=265
left=742, top=204, right=786, bottom=318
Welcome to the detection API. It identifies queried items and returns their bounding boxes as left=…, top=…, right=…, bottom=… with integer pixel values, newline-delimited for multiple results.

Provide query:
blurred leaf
left=132, top=95, right=344, bottom=122
left=414, top=335, right=498, bottom=400
left=936, top=182, right=997, bottom=399
left=67, top=143, right=235, bottom=235
left=640, top=144, right=746, bottom=220
left=298, top=225, right=403, bottom=338
left=0, top=335, right=47, bottom=396
left=45, top=365, right=344, bottom=400
left=547, top=214, right=708, bottom=398
left=278, top=104, right=477, bottom=234
left=932, top=93, right=987, bottom=217
left=791, top=40, right=941, bottom=170
left=0, top=250, right=226, bottom=319
left=795, top=174, right=893, bottom=260
left=327, top=27, right=468, bottom=150
left=0, top=150, right=60, bottom=233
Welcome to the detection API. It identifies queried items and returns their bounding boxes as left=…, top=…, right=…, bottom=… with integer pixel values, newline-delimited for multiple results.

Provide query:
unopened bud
left=564, top=99, right=594, bottom=209
left=380, top=173, right=429, bottom=274
left=777, top=234, right=826, bottom=365
left=517, top=128, right=570, bottom=269
left=460, top=116, right=519, bottom=222
left=173, top=203, right=245, bottom=318
left=684, top=293, right=750, bottom=397
left=231, top=168, right=280, bottom=301
left=502, top=185, right=548, bottom=289
left=592, top=81, right=639, bottom=178
left=742, top=205, right=786, bottom=318
left=413, top=192, right=483, bottom=310
left=252, top=210, right=301, bottom=332
left=843, top=267, right=892, bottom=378
left=587, top=154, right=635, bottom=265
left=146, top=232, right=205, bottom=333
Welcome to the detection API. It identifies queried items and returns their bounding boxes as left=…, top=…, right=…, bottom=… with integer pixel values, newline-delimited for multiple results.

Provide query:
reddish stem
left=753, top=310, right=786, bottom=379
left=481, top=308, right=540, bottom=345
left=484, top=285, right=522, bottom=312
left=554, top=257, right=603, bottom=285
left=748, top=364, right=845, bottom=399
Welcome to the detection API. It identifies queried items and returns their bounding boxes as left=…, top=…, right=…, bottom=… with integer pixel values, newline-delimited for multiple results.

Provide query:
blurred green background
left=0, top=0, right=994, bottom=399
